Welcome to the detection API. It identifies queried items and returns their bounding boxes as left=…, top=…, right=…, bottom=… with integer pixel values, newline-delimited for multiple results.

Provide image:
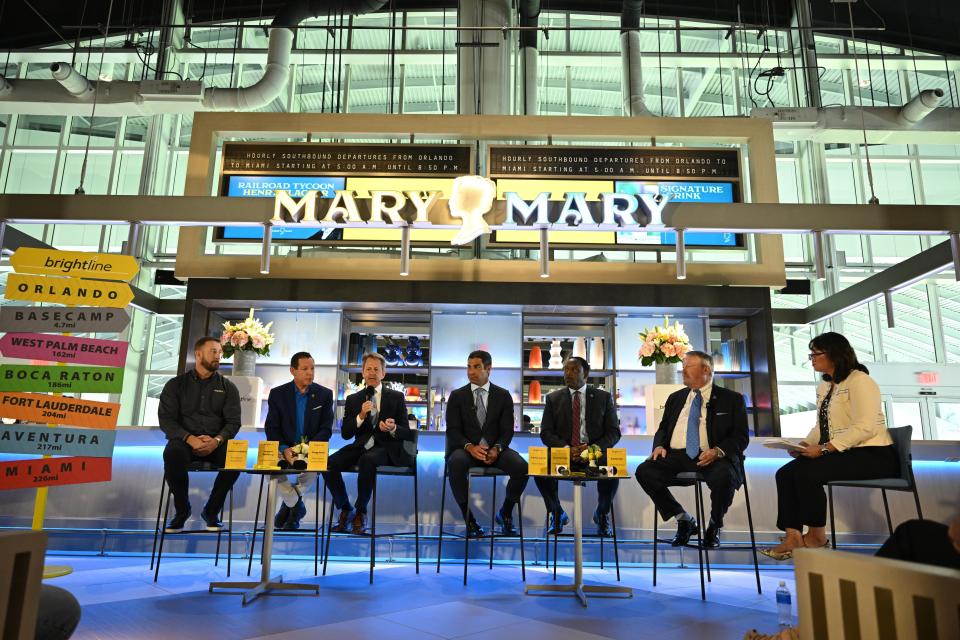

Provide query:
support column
left=458, top=0, right=512, bottom=115
left=791, top=0, right=821, bottom=108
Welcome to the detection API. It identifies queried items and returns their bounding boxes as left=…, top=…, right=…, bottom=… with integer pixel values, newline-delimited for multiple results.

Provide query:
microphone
left=365, top=385, right=376, bottom=400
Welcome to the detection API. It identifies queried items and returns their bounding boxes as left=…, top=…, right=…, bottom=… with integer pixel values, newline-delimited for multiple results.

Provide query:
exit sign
left=915, top=371, right=939, bottom=385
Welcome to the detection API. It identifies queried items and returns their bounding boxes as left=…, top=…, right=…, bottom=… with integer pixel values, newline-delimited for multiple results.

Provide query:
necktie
left=686, top=389, right=702, bottom=459
left=571, top=391, right=582, bottom=448
left=474, top=387, right=487, bottom=426
left=365, top=390, right=378, bottom=450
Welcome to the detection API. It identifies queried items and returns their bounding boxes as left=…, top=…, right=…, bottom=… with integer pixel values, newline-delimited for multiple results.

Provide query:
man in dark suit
left=264, top=351, right=334, bottom=530
left=635, top=350, right=749, bottom=548
left=326, top=352, right=413, bottom=534
left=445, top=350, right=528, bottom=537
left=534, top=357, right=621, bottom=536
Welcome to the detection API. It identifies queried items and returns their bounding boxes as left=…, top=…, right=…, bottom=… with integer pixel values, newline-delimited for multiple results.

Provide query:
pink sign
left=0, top=333, right=128, bottom=367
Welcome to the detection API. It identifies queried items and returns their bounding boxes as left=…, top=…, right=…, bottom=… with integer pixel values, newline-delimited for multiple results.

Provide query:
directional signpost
left=0, top=307, right=130, bottom=333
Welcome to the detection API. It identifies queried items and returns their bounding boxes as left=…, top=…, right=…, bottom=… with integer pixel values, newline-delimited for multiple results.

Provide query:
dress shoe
left=331, top=508, right=354, bottom=533
left=350, top=510, right=367, bottom=534
left=465, top=515, right=485, bottom=538
left=495, top=509, right=517, bottom=536
left=547, top=511, right=569, bottom=535
left=274, top=503, right=291, bottom=529
left=164, top=508, right=191, bottom=533
left=283, top=499, right=307, bottom=531
left=703, top=522, right=721, bottom=549
left=200, top=507, right=224, bottom=532
left=593, top=510, right=612, bottom=537
left=671, top=518, right=699, bottom=547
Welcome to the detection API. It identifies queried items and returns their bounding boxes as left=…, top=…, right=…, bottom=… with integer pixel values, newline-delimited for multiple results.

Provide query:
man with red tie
left=533, top=357, right=621, bottom=536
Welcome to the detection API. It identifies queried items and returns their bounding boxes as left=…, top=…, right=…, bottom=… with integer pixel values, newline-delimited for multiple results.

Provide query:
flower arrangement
left=579, top=444, right=602, bottom=467
left=220, top=309, right=275, bottom=358
left=638, top=317, right=691, bottom=366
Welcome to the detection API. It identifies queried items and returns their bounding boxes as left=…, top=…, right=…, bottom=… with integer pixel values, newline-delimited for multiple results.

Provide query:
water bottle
left=776, top=581, right=793, bottom=627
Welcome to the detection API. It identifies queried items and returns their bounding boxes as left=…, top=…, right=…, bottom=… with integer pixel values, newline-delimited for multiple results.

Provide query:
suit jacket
left=652, top=384, right=750, bottom=480
left=539, top=386, right=621, bottom=451
left=342, top=386, right=413, bottom=465
left=263, top=381, right=334, bottom=449
left=444, top=383, right=515, bottom=457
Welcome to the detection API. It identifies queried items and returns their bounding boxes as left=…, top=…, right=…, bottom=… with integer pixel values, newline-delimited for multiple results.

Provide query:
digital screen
left=220, top=175, right=346, bottom=241
left=615, top=181, right=737, bottom=247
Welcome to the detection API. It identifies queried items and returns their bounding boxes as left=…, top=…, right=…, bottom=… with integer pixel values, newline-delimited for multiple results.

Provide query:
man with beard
left=158, top=336, right=242, bottom=533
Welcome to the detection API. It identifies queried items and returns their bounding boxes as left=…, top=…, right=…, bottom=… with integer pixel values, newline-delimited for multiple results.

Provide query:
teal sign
left=0, top=424, right=117, bottom=457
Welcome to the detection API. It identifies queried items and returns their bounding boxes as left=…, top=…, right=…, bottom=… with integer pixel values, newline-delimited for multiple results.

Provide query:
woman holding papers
left=761, top=332, right=896, bottom=561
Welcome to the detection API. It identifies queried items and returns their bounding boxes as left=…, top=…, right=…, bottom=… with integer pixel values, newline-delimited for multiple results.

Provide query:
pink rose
left=675, top=342, right=691, bottom=357
left=231, top=331, right=248, bottom=347
left=661, top=343, right=677, bottom=358
left=220, top=331, right=232, bottom=345
left=640, top=341, right=656, bottom=358
left=251, top=335, right=266, bottom=349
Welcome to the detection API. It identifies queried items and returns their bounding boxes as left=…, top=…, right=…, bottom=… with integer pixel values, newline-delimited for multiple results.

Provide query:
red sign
left=0, top=456, right=112, bottom=490
left=915, top=371, right=939, bottom=385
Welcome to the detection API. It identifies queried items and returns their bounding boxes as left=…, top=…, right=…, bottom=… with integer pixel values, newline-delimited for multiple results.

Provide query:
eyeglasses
left=807, top=351, right=825, bottom=360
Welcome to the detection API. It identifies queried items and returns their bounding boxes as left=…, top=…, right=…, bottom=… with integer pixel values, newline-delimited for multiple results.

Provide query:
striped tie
left=475, top=387, right=486, bottom=426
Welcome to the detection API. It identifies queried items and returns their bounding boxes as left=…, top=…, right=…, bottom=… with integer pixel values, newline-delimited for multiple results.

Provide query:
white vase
left=233, top=350, right=257, bottom=377
left=589, top=338, right=604, bottom=370
left=572, top=337, right=587, bottom=359
left=548, top=339, right=564, bottom=369
left=655, top=361, right=678, bottom=384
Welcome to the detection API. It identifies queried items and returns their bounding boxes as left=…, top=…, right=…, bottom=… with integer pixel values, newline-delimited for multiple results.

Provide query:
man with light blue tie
left=635, top=351, right=749, bottom=549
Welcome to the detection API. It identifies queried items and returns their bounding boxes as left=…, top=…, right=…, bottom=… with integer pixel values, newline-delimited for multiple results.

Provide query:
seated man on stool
left=445, top=350, right=528, bottom=537
left=158, top=336, right=242, bottom=533
left=264, top=351, right=334, bottom=530
left=534, top=357, right=621, bottom=536
left=635, top=351, right=749, bottom=548
left=325, top=352, right=413, bottom=534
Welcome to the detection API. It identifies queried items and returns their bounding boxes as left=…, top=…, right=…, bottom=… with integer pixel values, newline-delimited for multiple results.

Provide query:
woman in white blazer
left=762, top=332, right=897, bottom=560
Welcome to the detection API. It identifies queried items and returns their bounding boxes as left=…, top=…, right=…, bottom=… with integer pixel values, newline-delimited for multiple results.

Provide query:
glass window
left=114, top=151, right=144, bottom=195
left=920, top=161, right=960, bottom=204
left=69, top=116, right=119, bottom=147
left=58, top=151, right=112, bottom=194
left=861, top=159, right=916, bottom=204
left=932, top=402, right=960, bottom=440
left=13, top=115, right=65, bottom=146
left=877, top=285, right=937, bottom=363
left=3, top=150, right=55, bottom=193
left=826, top=160, right=858, bottom=203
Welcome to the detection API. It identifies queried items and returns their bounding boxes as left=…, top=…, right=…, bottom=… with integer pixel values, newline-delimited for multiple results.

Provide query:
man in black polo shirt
left=158, top=336, right=242, bottom=533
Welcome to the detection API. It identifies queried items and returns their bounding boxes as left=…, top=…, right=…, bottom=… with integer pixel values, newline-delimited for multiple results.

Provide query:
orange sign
left=0, top=456, right=112, bottom=490
left=0, top=392, right=119, bottom=429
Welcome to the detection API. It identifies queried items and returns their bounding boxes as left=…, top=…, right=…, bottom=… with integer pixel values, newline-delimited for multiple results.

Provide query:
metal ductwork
left=0, top=0, right=388, bottom=115
left=898, top=88, right=944, bottom=126
left=518, top=0, right=540, bottom=115
left=620, top=0, right=652, bottom=117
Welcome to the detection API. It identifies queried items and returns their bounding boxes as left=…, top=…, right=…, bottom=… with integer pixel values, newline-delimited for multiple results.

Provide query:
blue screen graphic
left=221, top=175, right=346, bottom=241
left=614, top=181, right=737, bottom=247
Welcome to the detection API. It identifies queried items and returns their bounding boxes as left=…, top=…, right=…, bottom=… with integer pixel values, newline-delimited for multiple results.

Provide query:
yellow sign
left=306, top=441, right=329, bottom=471
left=6, top=274, right=134, bottom=308
left=527, top=446, right=549, bottom=476
left=256, top=440, right=280, bottom=469
left=550, top=447, right=570, bottom=475
left=10, top=248, right=140, bottom=281
left=606, top=448, right=629, bottom=477
left=224, top=440, right=249, bottom=469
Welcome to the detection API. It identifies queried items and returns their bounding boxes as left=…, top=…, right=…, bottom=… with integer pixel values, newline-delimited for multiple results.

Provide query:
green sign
left=0, top=365, right=124, bottom=394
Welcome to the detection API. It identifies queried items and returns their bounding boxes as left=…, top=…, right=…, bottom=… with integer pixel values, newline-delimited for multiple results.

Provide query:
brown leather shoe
left=350, top=510, right=367, bottom=534
left=332, top=508, right=353, bottom=533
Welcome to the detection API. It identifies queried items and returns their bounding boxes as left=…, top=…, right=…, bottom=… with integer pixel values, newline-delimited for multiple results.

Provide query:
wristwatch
left=819, top=444, right=830, bottom=456
left=493, top=444, right=503, bottom=452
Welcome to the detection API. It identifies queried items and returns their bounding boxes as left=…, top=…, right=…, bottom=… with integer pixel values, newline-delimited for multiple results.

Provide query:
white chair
left=794, top=548, right=960, bottom=640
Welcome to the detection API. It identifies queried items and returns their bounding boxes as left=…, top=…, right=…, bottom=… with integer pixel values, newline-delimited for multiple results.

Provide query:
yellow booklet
left=223, top=440, right=249, bottom=469
left=255, top=440, right=280, bottom=469
left=550, top=447, right=571, bottom=475
left=527, top=446, right=549, bottom=476
left=307, top=441, right=329, bottom=471
left=605, top=448, right=629, bottom=477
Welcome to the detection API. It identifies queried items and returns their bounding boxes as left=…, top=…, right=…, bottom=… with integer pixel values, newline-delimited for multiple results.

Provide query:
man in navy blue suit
left=264, top=351, right=334, bottom=530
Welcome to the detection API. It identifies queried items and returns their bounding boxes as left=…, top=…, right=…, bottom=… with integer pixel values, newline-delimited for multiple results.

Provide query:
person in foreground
left=635, top=350, right=749, bottom=548
left=325, top=352, right=412, bottom=534
left=158, top=336, right=242, bottom=533
left=263, top=351, right=334, bottom=530
left=444, top=350, right=528, bottom=537
left=533, top=357, right=621, bottom=537
left=761, top=332, right=897, bottom=561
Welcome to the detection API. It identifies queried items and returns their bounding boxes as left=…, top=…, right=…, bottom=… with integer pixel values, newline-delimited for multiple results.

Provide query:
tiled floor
left=53, top=554, right=794, bottom=640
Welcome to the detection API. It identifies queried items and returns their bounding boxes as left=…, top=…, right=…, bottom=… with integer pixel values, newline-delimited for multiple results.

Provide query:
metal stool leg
left=881, top=489, right=894, bottom=535
left=247, top=475, right=265, bottom=576
left=414, top=470, right=420, bottom=574
left=150, top=473, right=166, bottom=571
left=742, top=469, right=761, bottom=594
left=227, top=489, right=233, bottom=577
left=314, top=476, right=322, bottom=577
left=518, top=498, right=526, bottom=582
left=652, top=505, right=658, bottom=587
left=489, top=480, right=497, bottom=570
left=438, top=464, right=447, bottom=573
left=322, top=489, right=335, bottom=576
left=153, top=488, right=172, bottom=583
left=694, top=482, right=706, bottom=601
left=698, top=482, right=711, bottom=583
left=214, top=503, right=224, bottom=567
left=463, top=474, right=471, bottom=586
left=552, top=514, right=559, bottom=581
left=369, top=473, right=377, bottom=585
left=912, top=485, right=924, bottom=520
left=611, top=503, right=621, bottom=582
left=828, top=485, right=838, bottom=549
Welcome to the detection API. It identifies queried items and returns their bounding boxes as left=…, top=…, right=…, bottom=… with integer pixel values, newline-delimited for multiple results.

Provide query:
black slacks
left=634, top=449, right=740, bottom=527
left=534, top=475, right=619, bottom=516
left=876, top=519, right=960, bottom=570
left=774, top=445, right=898, bottom=531
left=324, top=445, right=414, bottom=514
left=446, top=448, right=529, bottom=518
left=162, top=438, right=240, bottom=515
